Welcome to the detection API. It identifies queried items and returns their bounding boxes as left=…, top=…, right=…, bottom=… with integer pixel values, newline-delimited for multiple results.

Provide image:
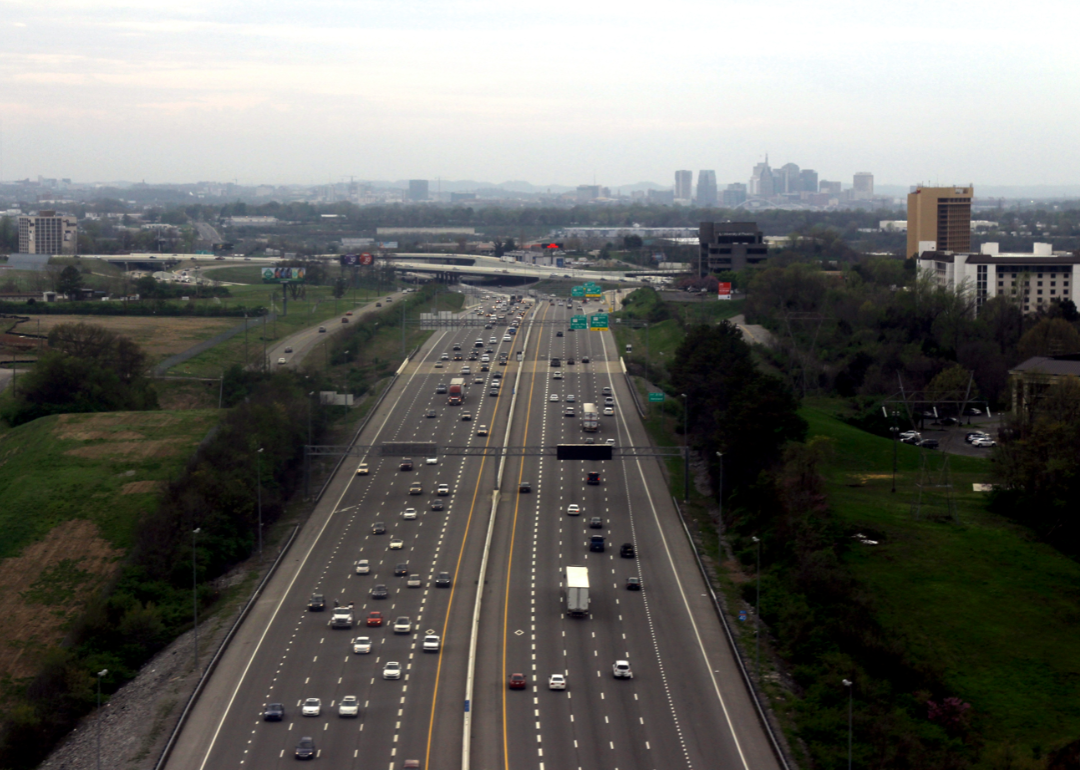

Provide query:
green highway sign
left=588, top=313, right=609, bottom=331
left=648, top=392, right=665, bottom=403
left=570, top=315, right=587, bottom=330
left=571, top=286, right=585, bottom=297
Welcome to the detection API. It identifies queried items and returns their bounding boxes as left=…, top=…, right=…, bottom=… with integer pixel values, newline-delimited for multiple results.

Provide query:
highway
left=163, top=292, right=778, bottom=770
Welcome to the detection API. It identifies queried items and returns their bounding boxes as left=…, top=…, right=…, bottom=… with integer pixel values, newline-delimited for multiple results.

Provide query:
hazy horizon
left=4, top=0, right=1079, bottom=188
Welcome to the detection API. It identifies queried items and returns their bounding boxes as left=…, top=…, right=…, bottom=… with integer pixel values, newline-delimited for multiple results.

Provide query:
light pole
left=307, top=391, right=315, bottom=446
left=716, top=451, right=724, bottom=523
left=751, top=535, right=761, bottom=678
left=890, top=410, right=899, bottom=493
left=843, top=678, right=853, bottom=770
left=681, top=393, right=689, bottom=502
left=96, top=668, right=108, bottom=770
left=192, top=528, right=201, bottom=670
left=256, top=448, right=264, bottom=557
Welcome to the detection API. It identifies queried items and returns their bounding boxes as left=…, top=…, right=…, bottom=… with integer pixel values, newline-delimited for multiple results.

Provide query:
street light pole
left=890, top=410, right=899, bottom=493
left=716, top=452, right=724, bottom=522
left=843, top=678, right=853, bottom=770
left=681, top=393, right=689, bottom=502
left=192, top=527, right=201, bottom=670
left=256, top=448, right=264, bottom=557
left=752, top=535, right=761, bottom=677
left=96, top=668, right=108, bottom=770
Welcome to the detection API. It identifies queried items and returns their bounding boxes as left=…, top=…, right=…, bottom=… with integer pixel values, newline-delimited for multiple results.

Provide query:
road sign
left=570, top=315, right=587, bottom=330
left=571, top=286, right=585, bottom=298
left=648, top=392, right=665, bottom=403
left=262, top=266, right=306, bottom=283
left=717, top=282, right=732, bottom=300
left=588, top=313, right=609, bottom=331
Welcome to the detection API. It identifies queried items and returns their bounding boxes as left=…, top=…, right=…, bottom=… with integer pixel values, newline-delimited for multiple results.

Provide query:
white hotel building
left=916, top=243, right=1080, bottom=315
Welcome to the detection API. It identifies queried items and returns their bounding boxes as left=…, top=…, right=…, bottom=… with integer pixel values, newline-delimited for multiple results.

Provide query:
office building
left=776, top=163, right=801, bottom=194
left=819, top=180, right=842, bottom=195
left=799, top=169, right=818, bottom=194
left=695, top=171, right=718, bottom=207
left=722, top=184, right=747, bottom=207
left=748, top=159, right=774, bottom=197
left=18, top=210, right=78, bottom=255
left=407, top=180, right=429, bottom=202
left=917, top=242, right=1078, bottom=315
left=906, top=185, right=973, bottom=258
left=647, top=189, right=675, bottom=204
left=698, top=221, right=767, bottom=275
left=675, top=170, right=693, bottom=200
left=853, top=172, right=874, bottom=199
left=576, top=185, right=601, bottom=202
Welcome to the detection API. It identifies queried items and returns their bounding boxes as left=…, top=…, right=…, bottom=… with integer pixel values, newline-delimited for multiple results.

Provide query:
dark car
left=620, top=542, right=635, bottom=558
left=581, top=356, right=590, bottom=363
left=917, top=438, right=940, bottom=449
left=400, top=458, right=414, bottom=471
left=508, top=673, right=527, bottom=690
left=586, top=471, right=601, bottom=485
left=426, top=409, right=437, bottom=418
left=435, top=571, right=452, bottom=587
left=590, top=536, right=605, bottom=552
left=264, top=702, right=285, bottom=721
left=394, top=563, right=409, bottom=576
left=430, top=499, right=444, bottom=511
left=308, top=594, right=326, bottom=611
left=295, top=736, right=316, bottom=760
left=519, top=481, right=532, bottom=493
left=588, top=516, right=603, bottom=528
left=556, top=331, right=564, bottom=337
left=626, top=577, right=641, bottom=591
left=371, top=584, right=389, bottom=599
left=436, top=384, right=448, bottom=394
left=567, top=358, right=575, bottom=365
left=372, top=521, right=386, bottom=534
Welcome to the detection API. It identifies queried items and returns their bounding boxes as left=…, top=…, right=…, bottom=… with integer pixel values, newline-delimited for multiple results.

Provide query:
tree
left=1017, top=318, right=1080, bottom=360
left=56, top=266, right=84, bottom=297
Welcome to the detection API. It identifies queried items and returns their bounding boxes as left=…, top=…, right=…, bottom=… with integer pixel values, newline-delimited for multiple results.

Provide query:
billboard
left=359, top=252, right=374, bottom=266
left=717, top=282, right=732, bottom=300
left=340, top=254, right=360, bottom=266
left=262, top=266, right=306, bottom=283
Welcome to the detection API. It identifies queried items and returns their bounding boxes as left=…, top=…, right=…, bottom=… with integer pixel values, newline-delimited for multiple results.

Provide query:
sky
left=3, top=0, right=1080, bottom=189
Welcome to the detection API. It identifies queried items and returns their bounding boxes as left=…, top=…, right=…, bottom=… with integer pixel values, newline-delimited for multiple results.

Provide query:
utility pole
left=256, top=448, right=264, bottom=557
left=681, top=393, right=689, bottom=502
left=752, top=535, right=761, bottom=677
left=192, top=528, right=201, bottom=670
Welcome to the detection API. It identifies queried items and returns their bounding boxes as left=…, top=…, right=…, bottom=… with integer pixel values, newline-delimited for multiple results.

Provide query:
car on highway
left=389, top=537, right=404, bottom=549
left=589, top=535, right=605, bottom=552
left=435, top=571, right=452, bottom=587
left=408, top=482, right=422, bottom=495
left=556, top=331, right=564, bottom=337
left=284, top=346, right=293, bottom=353
left=461, top=412, right=472, bottom=421
left=430, top=499, right=444, bottom=511
left=318, top=326, right=326, bottom=333
left=566, top=394, right=575, bottom=402
left=587, top=471, right=601, bottom=485
left=441, top=353, right=450, bottom=361
left=263, top=703, right=285, bottom=721
left=566, top=504, right=581, bottom=516
left=602, top=386, right=612, bottom=395
left=426, top=456, right=438, bottom=465
left=612, top=660, right=633, bottom=679
left=462, top=366, right=472, bottom=374
left=581, top=356, right=590, bottom=363
left=626, top=576, right=642, bottom=591
left=400, top=458, right=413, bottom=471
left=308, top=594, right=326, bottom=611
left=604, top=397, right=615, bottom=406
left=394, top=563, right=409, bottom=576
left=436, top=384, right=448, bottom=394
left=277, top=357, right=287, bottom=365
left=354, top=559, right=370, bottom=575
left=605, top=438, right=616, bottom=445
left=402, top=507, right=417, bottom=519
left=426, top=409, right=437, bottom=418
left=341, top=317, right=350, bottom=323
left=564, top=407, right=575, bottom=417
left=371, top=584, right=389, bottom=599
left=407, top=573, right=422, bottom=588
left=338, top=695, right=360, bottom=717
left=548, top=674, right=566, bottom=690
left=295, top=736, right=316, bottom=760
left=393, top=616, right=412, bottom=634
left=434, top=361, right=443, bottom=368
left=589, top=516, right=603, bottom=528
left=453, top=353, right=463, bottom=361
left=503, top=335, right=512, bottom=341
left=351, top=636, right=372, bottom=653
left=621, top=542, right=635, bottom=558
left=553, top=371, right=563, bottom=380
left=518, top=481, right=532, bottom=493
left=508, top=673, right=527, bottom=690
left=549, top=393, right=559, bottom=402
left=383, top=661, right=402, bottom=680
left=423, top=634, right=440, bottom=652
left=376, top=302, right=382, bottom=307
left=366, top=611, right=384, bottom=627
left=567, top=358, right=575, bottom=365
left=301, top=698, right=322, bottom=716
left=603, top=406, right=614, bottom=416
left=372, top=521, right=386, bottom=534
left=476, top=376, right=486, bottom=383
left=356, top=463, right=369, bottom=475
left=437, top=483, right=450, bottom=496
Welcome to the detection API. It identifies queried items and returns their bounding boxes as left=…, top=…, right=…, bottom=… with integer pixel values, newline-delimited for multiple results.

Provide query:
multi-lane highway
left=164, top=291, right=778, bottom=770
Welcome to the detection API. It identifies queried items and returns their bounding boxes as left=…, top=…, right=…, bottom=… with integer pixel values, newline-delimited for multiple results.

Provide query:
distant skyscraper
left=799, top=169, right=818, bottom=194
left=777, top=163, right=800, bottom=193
left=408, top=180, right=429, bottom=202
left=906, top=185, right=974, bottom=258
left=853, top=172, right=874, bottom=199
left=819, top=180, right=842, bottom=195
left=18, top=210, right=78, bottom=254
left=722, top=183, right=747, bottom=207
left=749, top=157, right=774, bottom=197
left=695, top=171, right=718, bottom=207
left=576, top=185, right=601, bottom=202
left=675, top=170, right=693, bottom=200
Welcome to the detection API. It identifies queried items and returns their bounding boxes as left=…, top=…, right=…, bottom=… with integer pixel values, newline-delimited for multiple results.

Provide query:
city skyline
left=3, top=0, right=1078, bottom=187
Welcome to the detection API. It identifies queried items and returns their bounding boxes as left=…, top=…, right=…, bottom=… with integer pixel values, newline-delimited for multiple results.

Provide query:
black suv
left=435, top=572, right=452, bottom=588
left=400, top=458, right=414, bottom=471
left=295, top=737, right=316, bottom=760
left=264, top=703, right=285, bottom=721
left=394, top=563, right=409, bottom=576
left=308, top=594, right=326, bottom=611
left=372, top=521, right=386, bottom=534
left=620, top=543, right=635, bottom=558
left=589, top=536, right=605, bottom=552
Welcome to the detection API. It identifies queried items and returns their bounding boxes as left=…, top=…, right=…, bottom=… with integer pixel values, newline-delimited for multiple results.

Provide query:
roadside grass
left=0, top=409, right=220, bottom=557
left=803, top=407, right=1080, bottom=759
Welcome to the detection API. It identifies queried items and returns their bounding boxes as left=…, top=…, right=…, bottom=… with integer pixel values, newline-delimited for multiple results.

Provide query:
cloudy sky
left=3, top=0, right=1079, bottom=188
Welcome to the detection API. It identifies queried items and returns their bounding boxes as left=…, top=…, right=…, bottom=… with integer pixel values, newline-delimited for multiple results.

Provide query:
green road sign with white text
left=570, top=315, right=587, bottom=330
left=648, top=392, right=665, bottom=403
left=589, top=313, right=609, bottom=330
left=571, top=286, right=585, bottom=297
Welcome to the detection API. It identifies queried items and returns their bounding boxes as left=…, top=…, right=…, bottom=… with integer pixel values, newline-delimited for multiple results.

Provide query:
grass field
left=0, top=409, right=220, bottom=680
left=803, top=407, right=1080, bottom=760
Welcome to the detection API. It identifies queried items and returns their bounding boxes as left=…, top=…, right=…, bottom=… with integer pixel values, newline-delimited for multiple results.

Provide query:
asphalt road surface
left=163, top=293, right=778, bottom=770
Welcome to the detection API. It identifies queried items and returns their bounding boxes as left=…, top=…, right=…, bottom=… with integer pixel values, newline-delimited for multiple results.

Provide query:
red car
left=366, top=611, right=384, bottom=627
left=508, top=673, right=527, bottom=690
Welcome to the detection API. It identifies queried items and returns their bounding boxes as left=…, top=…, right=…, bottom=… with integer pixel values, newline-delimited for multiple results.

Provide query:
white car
left=550, top=393, right=559, bottom=402
left=383, top=661, right=402, bottom=679
left=972, top=437, right=997, bottom=448
left=277, top=357, right=287, bottom=365
left=338, top=695, right=360, bottom=717
left=355, top=559, right=370, bottom=575
left=402, top=508, right=417, bottom=519
left=422, top=634, right=441, bottom=652
left=437, top=483, right=450, bottom=496
left=566, top=504, right=581, bottom=516
left=503, top=335, right=512, bottom=341
left=603, top=407, right=614, bottom=416
left=566, top=394, right=575, bottom=402
left=612, top=660, right=633, bottom=679
left=548, top=674, right=567, bottom=690
left=301, top=697, right=322, bottom=716
left=393, top=616, right=412, bottom=634
left=605, top=438, right=616, bottom=446
left=389, top=537, right=404, bottom=550
left=553, top=371, right=563, bottom=380
left=426, top=457, right=438, bottom=465
left=351, top=636, right=372, bottom=654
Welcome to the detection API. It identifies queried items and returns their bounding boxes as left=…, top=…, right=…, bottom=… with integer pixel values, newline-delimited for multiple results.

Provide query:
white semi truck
left=565, top=565, right=590, bottom=617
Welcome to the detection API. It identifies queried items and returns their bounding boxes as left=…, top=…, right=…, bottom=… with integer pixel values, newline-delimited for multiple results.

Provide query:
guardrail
left=153, top=523, right=301, bottom=770
left=671, top=496, right=793, bottom=770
